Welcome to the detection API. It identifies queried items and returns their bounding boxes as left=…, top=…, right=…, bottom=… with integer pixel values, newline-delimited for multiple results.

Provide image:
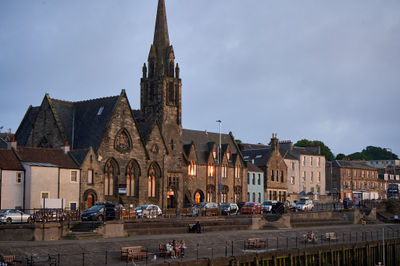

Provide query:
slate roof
left=15, top=147, right=79, bottom=169
left=69, top=149, right=90, bottom=165
left=15, top=106, right=40, bottom=146
left=240, top=143, right=297, bottom=165
left=0, top=149, right=24, bottom=170
left=0, top=138, right=7, bottom=149
left=16, top=95, right=120, bottom=151
left=137, top=122, right=154, bottom=143
left=182, top=129, right=242, bottom=166
left=247, top=162, right=263, bottom=173
left=334, top=160, right=376, bottom=170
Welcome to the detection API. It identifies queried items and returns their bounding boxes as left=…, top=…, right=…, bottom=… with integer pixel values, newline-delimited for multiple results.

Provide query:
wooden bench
left=179, top=208, right=193, bottom=217
left=205, top=208, right=218, bottom=216
left=120, top=210, right=137, bottom=220
left=247, top=238, right=266, bottom=249
left=164, top=208, right=177, bottom=218
left=121, top=246, right=148, bottom=261
left=324, top=232, right=339, bottom=241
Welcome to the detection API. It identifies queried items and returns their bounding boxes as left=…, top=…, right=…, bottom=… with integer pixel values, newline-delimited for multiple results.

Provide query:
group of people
left=165, top=240, right=186, bottom=258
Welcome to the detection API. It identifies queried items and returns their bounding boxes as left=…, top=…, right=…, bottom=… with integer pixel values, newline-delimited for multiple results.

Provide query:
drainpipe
left=23, top=169, right=26, bottom=211
left=58, top=168, right=60, bottom=198
left=0, top=169, right=2, bottom=209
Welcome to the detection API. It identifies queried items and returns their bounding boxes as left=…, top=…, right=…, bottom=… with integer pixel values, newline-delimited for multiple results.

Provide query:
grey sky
left=0, top=0, right=399, bottom=156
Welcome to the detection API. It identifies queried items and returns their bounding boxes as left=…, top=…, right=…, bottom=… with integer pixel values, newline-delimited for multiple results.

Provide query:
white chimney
left=61, top=141, right=70, bottom=154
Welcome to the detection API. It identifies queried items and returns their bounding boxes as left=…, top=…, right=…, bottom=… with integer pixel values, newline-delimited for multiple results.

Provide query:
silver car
left=0, top=209, right=32, bottom=224
left=134, top=205, right=162, bottom=218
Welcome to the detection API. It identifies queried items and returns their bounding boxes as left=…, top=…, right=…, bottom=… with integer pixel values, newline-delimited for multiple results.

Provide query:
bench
left=180, top=208, right=193, bottom=217
left=246, top=238, right=266, bottom=249
left=120, top=210, right=137, bottom=220
left=3, top=255, right=22, bottom=265
left=324, top=232, right=339, bottom=241
left=121, top=246, right=148, bottom=261
left=164, top=208, right=177, bottom=218
left=205, top=208, right=218, bottom=216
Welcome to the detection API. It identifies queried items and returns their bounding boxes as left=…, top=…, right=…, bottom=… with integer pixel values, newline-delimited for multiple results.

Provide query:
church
left=15, top=0, right=248, bottom=211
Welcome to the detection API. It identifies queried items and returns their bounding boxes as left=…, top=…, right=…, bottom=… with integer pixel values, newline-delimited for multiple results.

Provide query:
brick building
left=326, top=160, right=381, bottom=201
left=14, top=0, right=246, bottom=210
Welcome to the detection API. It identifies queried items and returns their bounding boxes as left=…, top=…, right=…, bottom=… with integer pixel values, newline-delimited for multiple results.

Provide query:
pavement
left=1, top=223, right=400, bottom=265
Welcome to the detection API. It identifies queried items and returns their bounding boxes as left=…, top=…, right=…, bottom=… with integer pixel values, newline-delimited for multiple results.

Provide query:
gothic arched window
left=105, top=159, right=118, bottom=196
left=126, top=160, right=140, bottom=197
left=148, top=163, right=160, bottom=198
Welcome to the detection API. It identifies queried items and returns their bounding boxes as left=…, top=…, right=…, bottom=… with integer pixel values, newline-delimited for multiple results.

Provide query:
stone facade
left=14, top=0, right=247, bottom=211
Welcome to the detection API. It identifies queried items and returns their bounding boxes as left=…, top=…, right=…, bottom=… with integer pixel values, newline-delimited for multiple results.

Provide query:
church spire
left=153, top=0, right=170, bottom=49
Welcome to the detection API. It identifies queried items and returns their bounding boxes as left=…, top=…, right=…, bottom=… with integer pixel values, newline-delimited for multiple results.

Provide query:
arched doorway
left=83, top=189, right=98, bottom=210
left=167, top=189, right=177, bottom=208
left=194, top=190, right=204, bottom=204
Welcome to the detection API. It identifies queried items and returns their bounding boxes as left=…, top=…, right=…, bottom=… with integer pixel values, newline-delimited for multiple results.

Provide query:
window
left=213, top=151, right=217, bottom=159
left=318, top=172, right=321, bottom=183
left=188, top=161, right=197, bottom=176
left=222, top=165, right=227, bottom=178
left=88, top=170, right=93, bottom=184
left=269, top=191, right=272, bottom=200
left=281, top=171, right=284, bottom=182
left=361, top=171, right=365, bottom=178
left=208, top=164, right=215, bottom=177
left=258, top=193, right=261, bottom=203
left=311, top=157, right=313, bottom=166
left=271, top=170, right=274, bottom=181
left=311, top=172, right=314, bottom=183
left=291, top=176, right=295, bottom=185
left=41, top=192, right=49, bottom=199
left=97, top=106, right=104, bottom=115
left=347, top=169, right=350, bottom=177
left=247, top=192, right=250, bottom=202
left=258, top=174, right=261, bottom=185
left=148, top=165, right=157, bottom=198
left=227, top=152, right=231, bottom=161
left=126, top=161, right=138, bottom=197
left=318, top=158, right=321, bottom=167
left=16, top=173, right=22, bottom=184
left=302, top=156, right=306, bottom=166
left=252, top=192, right=256, bottom=202
left=247, top=173, right=250, bottom=184
left=234, top=166, right=240, bottom=178
left=292, top=162, right=295, bottom=170
left=105, top=161, right=114, bottom=196
left=252, top=173, right=255, bottom=185
left=71, top=171, right=78, bottom=182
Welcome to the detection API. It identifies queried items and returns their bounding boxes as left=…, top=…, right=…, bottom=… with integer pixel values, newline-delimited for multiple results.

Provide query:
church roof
left=69, top=149, right=90, bottom=165
left=137, top=122, right=154, bottom=143
left=153, top=0, right=170, bottom=50
left=15, top=106, right=40, bottom=146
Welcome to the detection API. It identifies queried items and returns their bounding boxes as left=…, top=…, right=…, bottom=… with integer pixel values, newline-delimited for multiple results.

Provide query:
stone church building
left=15, top=0, right=247, bottom=211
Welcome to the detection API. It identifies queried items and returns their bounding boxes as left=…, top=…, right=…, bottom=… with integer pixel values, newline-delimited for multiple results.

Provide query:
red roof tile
left=15, top=147, right=79, bottom=169
left=0, top=149, right=24, bottom=170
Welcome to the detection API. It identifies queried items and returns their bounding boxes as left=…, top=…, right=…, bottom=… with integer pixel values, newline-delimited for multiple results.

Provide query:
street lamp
left=217, top=120, right=222, bottom=203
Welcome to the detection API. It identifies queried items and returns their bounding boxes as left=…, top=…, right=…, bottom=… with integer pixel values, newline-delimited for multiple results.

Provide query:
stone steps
left=64, top=231, right=103, bottom=240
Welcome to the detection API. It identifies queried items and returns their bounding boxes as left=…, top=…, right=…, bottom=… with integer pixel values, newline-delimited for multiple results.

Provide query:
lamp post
left=217, top=120, right=222, bottom=203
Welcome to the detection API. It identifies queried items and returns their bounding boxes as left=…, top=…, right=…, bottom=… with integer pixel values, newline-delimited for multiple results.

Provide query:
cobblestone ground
left=1, top=223, right=399, bottom=265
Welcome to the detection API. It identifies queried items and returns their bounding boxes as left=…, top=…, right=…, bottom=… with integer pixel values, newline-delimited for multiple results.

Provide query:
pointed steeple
left=153, top=0, right=170, bottom=49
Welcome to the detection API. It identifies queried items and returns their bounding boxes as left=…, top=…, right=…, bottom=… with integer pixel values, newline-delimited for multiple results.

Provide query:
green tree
left=347, top=152, right=367, bottom=161
left=362, top=146, right=398, bottom=160
left=335, top=153, right=346, bottom=160
left=294, top=139, right=335, bottom=161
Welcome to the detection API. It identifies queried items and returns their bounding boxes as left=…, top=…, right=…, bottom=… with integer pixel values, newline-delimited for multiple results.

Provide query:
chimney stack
left=61, top=141, right=70, bottom=154
left=7, top=135, right=17, bottom=150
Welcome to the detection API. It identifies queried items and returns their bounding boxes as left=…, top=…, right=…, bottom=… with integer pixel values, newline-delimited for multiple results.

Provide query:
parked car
left=261, top=200, right=277, bottom=213
left=134, top=205, right=162, bottom=218
left=343, top=198, right=354, bottom=209
left=296, top=197, right=314, bottom=211
left=0, top=209, right=32, bottom=224
left=240, top=202, right=262, bottom=215
left=219, top=203, right=239, bottom=215
left=271, top=202, right=285, bottom=214
left=81, top=202, right=116, bottom=221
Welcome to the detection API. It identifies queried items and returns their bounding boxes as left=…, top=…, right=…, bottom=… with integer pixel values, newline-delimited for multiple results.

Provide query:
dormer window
left=97, top=106, right=104, bottom=115
left=227, top=152, right=231, bottom=161
left=208, top=164, right=215, bottom=177
left=213, top=150, right=217, bottom=159
left=188, top=161, right=197, bottom=176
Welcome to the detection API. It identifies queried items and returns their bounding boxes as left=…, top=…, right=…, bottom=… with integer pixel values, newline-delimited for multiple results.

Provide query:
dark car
left=237, top=202, right=246, bottom=211
left=81, top=202, right=116, bottom=221
left=271, top=202, right=285, bottom=214
left=219, top=203, right=239, bottom=215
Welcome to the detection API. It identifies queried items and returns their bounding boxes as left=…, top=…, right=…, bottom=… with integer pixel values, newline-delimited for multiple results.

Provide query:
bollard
left=82, top=252, right=85, bottom=266
left=197, top=243, right=199, bottom=260
left=231, top=241, right=234, bottom=256
left=105, top=250, right=108, bottom=264
left=225, top=241, right=227, bottom=257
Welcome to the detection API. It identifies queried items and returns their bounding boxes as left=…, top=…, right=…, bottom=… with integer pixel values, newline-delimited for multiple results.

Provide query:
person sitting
left=179, top=240, right=186, bottom=257
left=172, top=240, right=180, bottom=258
left=165, top=242, right=176, bottom=258
left=194, top=221, right=201, bottom=233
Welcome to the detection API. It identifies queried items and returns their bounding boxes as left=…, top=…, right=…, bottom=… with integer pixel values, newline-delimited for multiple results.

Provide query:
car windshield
left=262, top=201, right=272, bottom=206
left=198, top=202, right=208, bottom=207
left=244, top=203, right=255, bottom=207
left=135, top=205, right=148, bottom=210
left=220, top=203, right=230, bottom=208
left=88, top=205, right=103, bottom=212
left=298, top=199, right=307, bottom=204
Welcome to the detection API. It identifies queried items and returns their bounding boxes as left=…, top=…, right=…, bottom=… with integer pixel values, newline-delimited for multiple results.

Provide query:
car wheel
left=6, top=218, right=12, bottom=224
left=27, top=217, right=34, bottom=223
left=42, top=217, right=48, bottom=223
left=97, top=215, right=104, bottom=222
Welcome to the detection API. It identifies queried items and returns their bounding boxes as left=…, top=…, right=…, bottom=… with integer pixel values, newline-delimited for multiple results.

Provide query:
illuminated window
left=16, top=173, right=22, bottom=184
left=88, top=169, right=94, bottom=184
left=188, top=161, right=197, bottom=176
left=222, top=165, right=227, bottom=178
left=208, top=164, right=215, bottom=177
left=104, top=161, right=114, bottom=196
left=148, top=165, right=157, bottom=198
left=234, top=165, right=240, bottom=178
